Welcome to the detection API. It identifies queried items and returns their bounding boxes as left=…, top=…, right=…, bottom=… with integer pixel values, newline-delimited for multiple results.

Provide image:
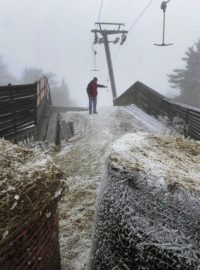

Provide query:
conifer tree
left=168, top=40, right=200, bottom=107
left=52, top=78, right=74, bottom=106
left=21, top=67, right=43, bottom=84
left=0, top=56, right=17, bottom=85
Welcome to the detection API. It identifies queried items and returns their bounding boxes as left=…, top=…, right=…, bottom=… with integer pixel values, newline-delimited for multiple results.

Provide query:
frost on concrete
left=89, top=133, right=200, bottom=270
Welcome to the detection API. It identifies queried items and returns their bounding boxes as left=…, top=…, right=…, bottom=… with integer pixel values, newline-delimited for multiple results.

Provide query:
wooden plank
left=60, top=121, right=74, bottom=140
left=0, top=130, right=16, bottom=138
left=0, top=80, right=50, bottom=140
left=0, top=118, right=16, bottom=129
left=0, top=84, right=36, bottom=91
left=188, top=110, right=200, bottom=118
left=11, top=103, right=36, bottom=112
left=0, top=95, right=11, bottom=102
left=15, top=116, right=36, bottom=127
left=0, top=98, right=36, bottom=113
left=16, top=121, right=36, bottom=132
left=36, top=109, right=51, bottom=141
left=45, top=112, right=59, bottom=143
left=188, top=116, right=200, bottom=126
left=12, top=103, right=36, bottom=112
left=0, top=121, right=16, bottom=132
left=0, top=107, right=14, bottom=115
left=0, top=125, right=16, bottom=136
left=0, top=112, right=13, bottom=121
left=0, top=120, right=36, bottom=138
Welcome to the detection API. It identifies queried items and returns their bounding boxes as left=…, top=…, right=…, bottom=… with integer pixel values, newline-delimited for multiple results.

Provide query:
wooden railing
left=0, top=77, right=52, bottom=140
left=37, top=76, right=52, bottom=123
left=115, top=81, right=200, bottom=140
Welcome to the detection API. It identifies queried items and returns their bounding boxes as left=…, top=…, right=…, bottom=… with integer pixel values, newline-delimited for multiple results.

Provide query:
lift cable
left=128, top=0, right=155, bottom=32
left=91, top=0, right=104, bottom=72
left=92, top=0, right=155, bottom=83
left=97, top=0, right=104, bottom=23
left=96, top=0, right=155, bottom=51
left=112, top=0, right=155, bottom=64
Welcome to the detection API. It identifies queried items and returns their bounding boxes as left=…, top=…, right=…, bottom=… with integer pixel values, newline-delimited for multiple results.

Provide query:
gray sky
left=0, top=0, right=200, bottom=106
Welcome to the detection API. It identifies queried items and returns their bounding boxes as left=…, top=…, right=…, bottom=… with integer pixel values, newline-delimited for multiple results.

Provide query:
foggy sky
left=0, top=0, right=200, bottom=107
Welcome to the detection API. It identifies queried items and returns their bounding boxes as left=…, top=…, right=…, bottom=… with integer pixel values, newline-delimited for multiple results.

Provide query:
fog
left=0, top=0, right=200, bottom=107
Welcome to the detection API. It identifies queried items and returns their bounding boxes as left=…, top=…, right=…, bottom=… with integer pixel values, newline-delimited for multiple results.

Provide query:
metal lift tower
left=91, top=23, right=128, bottom=103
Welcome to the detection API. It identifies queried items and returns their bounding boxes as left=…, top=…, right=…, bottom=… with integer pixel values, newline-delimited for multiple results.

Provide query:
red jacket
left=87, top=81, right=105, bottom=97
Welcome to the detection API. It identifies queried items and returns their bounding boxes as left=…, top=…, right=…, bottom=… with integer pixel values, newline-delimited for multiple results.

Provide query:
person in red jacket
left=87, top=77, right=107, bottom=114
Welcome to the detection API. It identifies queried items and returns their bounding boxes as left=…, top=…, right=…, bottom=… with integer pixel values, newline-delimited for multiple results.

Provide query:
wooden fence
left=115, top=81, right=200, bottom=140
left=0, top=77, right=52, bottom=140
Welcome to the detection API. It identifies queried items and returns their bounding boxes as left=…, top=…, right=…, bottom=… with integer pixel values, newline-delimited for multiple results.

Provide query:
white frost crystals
left=0, top=138, right=65, bottom=248
left=54, top=188, right=63, bottom=199
left=89, top=132, right=200, bottom=269
left=10, top=194, right=20, bottom=210
left=56, top=105, right=200, bottom=269
left=106, top=132, right=200, bottom=191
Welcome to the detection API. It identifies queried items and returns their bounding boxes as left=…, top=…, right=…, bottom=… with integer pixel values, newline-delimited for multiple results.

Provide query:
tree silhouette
left=52, top=78, right=74, bottom=106
left=0, top=56, right=18, bottom=85
left=168, top=40, right=200, bottom=107
left=44, top=72, right=58, bottom=91
left=20, top=67, right=43, bottom=84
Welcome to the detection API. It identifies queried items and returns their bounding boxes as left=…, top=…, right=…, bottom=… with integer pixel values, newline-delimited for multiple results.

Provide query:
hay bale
left=0, top=139, right=66, bottom=269
left=89, top=133, right=200, bottom=269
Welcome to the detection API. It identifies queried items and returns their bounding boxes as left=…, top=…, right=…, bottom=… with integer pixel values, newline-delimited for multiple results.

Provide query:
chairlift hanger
left=91, top=43, right=100, bottom=72
left=154, top=1, right=173, bottom=47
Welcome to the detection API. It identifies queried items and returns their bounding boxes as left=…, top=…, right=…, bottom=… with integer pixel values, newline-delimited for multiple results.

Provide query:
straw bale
left=89, top=133, right=200, bottom=269
left=0, top=139, right=66, bottom=247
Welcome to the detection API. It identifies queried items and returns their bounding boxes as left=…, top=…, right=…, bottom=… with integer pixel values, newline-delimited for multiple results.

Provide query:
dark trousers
left=89, top=96, right=97, bottom=113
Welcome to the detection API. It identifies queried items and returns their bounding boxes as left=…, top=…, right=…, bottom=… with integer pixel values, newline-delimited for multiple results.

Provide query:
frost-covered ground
left=89, top=133, right=200, bottom=269
left=53, top=105, right=174, bottom=270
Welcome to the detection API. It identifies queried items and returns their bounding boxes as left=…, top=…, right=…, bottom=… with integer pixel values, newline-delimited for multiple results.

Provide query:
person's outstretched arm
left=97, top=83, right=107, bottom=88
